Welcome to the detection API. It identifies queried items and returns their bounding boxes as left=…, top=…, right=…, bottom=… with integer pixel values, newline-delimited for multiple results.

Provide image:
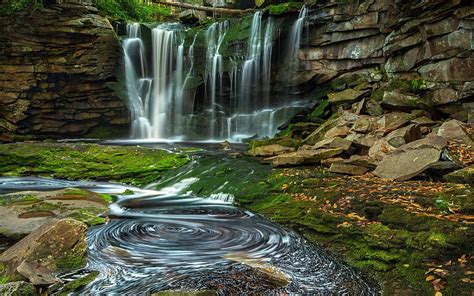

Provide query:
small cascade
left=287, top=6, right=308, bottom=74
left=205, top=21, right=229, bottom=139
left=123, top=23, right=152, bottom=138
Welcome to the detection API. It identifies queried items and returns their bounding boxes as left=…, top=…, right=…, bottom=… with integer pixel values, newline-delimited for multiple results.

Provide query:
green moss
left=99, top=193, right=114, bottom=203
left=95, top=0, right=172, bottom=22
left=268, top=2, right=303, bottom=15
left=56, top=253, right=86, bottom=273
left=0, top=143, right=189, bottom=187
left=67, top=209, right=107, bottom=227
left=64, top=188, right=89, bottom=196
left=309, top=100, right=330, bottom=119
left=0, top=194, right=41, bottom=206
left=121, top=189, right=135, bottom=195
left=0, top=275, right=10, bottom=284
left=58, top=271, right=99, bottom=296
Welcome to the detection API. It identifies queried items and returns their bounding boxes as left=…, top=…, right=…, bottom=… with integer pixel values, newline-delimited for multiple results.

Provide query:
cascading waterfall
left=287, top=5, right=308, bottom=74
left=123, top=9, right=308, bottom=142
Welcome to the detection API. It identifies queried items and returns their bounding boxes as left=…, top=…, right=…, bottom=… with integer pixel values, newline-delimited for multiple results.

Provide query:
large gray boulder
left=374, top=148, right=442, bottom=181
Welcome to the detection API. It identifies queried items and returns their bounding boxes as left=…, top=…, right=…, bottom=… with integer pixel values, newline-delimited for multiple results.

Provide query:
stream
left=0, top=142, right=380, bottom=295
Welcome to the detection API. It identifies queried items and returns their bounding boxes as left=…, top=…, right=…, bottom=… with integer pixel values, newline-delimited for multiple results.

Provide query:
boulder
left=265, top=148, right=343, bottom=167
left=248, top=144, right=295, bottom=157
left=376, top=113, right=410, bottom=135
left=0, top=189, right=107, bottom=244
left=329, top=163, right=370, bottom=175
left=321, top=157, right=345, bottom=167
left=178, top=9, right=207, bottom=23
left=385, top=124, right=423, bottom=147
left=382, top=91, right=430, bottom=108
left=374, top=148, right=442, bottom=181
left=366, top=99, right=383, bottom=116
left=224, top=253, right=290, bottom=287
left=351, top=115, right=375, bottom=133
left=443, top=166, right=474, bottom=185
left=346, top=155, right=379, bottom=168
left=312, top=137, right=352, bottom=151
left=411, top=116, right=436, bottom=126
left=0, top=281, right=36, bottom=296
left=325, top=125, right=351, bottom=139
left=437, top=119, right=473, bottom=145
left=346, top=133, right=377, bottom=148
left=369, top=139, right=396, bottom=161
left=0, top=219, right=88, bottom=285
left=399, top=134, right=448, bottom=151
left=327, top=89, right=368, bottom=105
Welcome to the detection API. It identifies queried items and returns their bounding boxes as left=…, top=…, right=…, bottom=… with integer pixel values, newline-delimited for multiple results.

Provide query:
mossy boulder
left=0, top=219, right=87, bottom=285
left=443, top=166, right=474, bottom=185
left=0, top=142, right=189, bottom=187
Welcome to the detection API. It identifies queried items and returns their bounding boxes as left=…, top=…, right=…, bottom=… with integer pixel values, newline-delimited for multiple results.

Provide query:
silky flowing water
left=0, top=143, right=379, bottom=295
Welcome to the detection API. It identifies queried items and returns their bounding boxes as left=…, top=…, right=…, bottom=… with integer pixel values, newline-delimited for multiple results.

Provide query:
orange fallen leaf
left=426, top=275, right=435, bottom=281
left=435, top=292, right=442, bottom=296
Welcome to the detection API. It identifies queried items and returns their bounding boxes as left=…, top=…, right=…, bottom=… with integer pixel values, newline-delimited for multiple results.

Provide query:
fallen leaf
left=426, top=275, right=435, bottom=281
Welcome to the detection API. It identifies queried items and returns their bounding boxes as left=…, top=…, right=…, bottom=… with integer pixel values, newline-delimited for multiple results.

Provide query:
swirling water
left=0, top=145, right=379, bottom=295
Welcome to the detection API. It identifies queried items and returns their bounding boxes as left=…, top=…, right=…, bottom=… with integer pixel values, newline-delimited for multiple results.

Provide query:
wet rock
left=385, top=124, right=422, bottom=148
left=0, top=219, right=87, bottom=285
left=329, top=163, right=369, bottom=175
left=327, top=89, right=368, bottom=104
left=443, top=166, right=474, bottom=185
left=0, top=281, right=37, bottom=296
left=312, top=137, right=352, bottom=151
left=248, top=144, right=295, bottom=157
left=219, top=141, right=231, bottom=150
left=0, top=188, right=107, bottom=244
left=228, top=152, right=241, bottom=159
left=265, top=148, right=343, bottom=167
left=224, top=253, right=290, bottom=287
left=437, top=119, right=473, bottom=145
left=374, top=148, right=442, bottom=181
left=178, top=9, right=207, bottom=23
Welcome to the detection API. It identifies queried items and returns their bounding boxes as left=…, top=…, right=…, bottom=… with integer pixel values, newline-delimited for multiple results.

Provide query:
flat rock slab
left=374, top=148, right=441, bottom=181
left=265, top=148, right=343, bottom=167
left=248, top=144, right=295, bottom=157
left=443, top=165, right=474, bottom=185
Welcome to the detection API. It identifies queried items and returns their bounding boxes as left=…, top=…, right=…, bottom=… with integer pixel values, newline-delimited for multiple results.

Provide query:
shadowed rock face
left=0, top=2, right=129, bottom=141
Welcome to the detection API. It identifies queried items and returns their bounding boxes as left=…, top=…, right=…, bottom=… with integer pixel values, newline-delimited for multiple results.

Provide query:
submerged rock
left=0, top=219, right=87, bottom=285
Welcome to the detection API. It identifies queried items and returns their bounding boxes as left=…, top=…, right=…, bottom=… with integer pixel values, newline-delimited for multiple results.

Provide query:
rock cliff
left=0, top=2, right=129, bottom=141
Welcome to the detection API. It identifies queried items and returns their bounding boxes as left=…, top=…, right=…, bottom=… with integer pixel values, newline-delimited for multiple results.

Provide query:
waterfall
left=205, top=21, right=229, bottom=139
left=287, top=6, right=308, bottom=73
left=122, top=12, right=307, bottom=142
left=123, top=23, right=152, bottom=138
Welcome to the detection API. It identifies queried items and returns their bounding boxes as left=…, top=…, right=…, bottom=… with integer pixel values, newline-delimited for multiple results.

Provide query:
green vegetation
left=0, top=143, right=189, bottom=187
left=58, top=271, right=100, bottom=296
left=0, top=194, right=40, bottom=206
left=67, top=209, right=107, bottom=226
left=96, top=0, right=172, bottom=22
left=0, top=0, right=43, bottom=16
left=268, top=2, right=303, bottom=15
left=56, top=252, right=87, bottom=272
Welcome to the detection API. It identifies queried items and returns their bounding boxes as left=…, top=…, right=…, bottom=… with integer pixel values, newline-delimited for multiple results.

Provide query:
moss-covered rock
left=0, top=142, right=189, bottom=187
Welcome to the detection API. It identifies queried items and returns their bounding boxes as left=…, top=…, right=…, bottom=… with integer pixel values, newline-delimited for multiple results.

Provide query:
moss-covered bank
left=0, top=142, right=189, bottom=187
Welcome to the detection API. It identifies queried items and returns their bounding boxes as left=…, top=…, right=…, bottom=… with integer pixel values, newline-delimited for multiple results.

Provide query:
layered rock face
left=0, top=2, right=129, bottom=141
left=291, top=0, right=473, bottom=114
